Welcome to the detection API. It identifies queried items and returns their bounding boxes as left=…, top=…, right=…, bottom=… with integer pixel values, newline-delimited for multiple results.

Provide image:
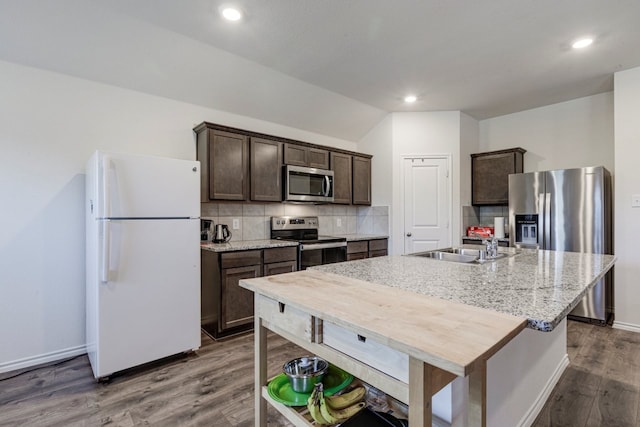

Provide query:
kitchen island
left=240, top=248, right=615, bottom=426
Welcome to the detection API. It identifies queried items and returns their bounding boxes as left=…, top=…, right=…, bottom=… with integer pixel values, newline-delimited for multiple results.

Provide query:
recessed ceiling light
left=404, top=95, right=417, bottom=103
left=221, top=7, right=242, bottom=21
left=572, top=38, right=593, bottom=49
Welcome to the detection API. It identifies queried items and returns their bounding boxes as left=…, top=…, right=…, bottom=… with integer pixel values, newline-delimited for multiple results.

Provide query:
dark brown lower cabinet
left=201, top=246, right=297, bottom=339
left=346, top=238, right=388, bottom=261
left=263, top=261, right=296, bottom=276
left=220, top=264, right=261, bottom=331
left=368, top=238, right=388, bottom=257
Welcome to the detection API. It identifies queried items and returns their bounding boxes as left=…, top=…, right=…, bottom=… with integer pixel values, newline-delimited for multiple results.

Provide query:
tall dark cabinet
left=471, top=148, right=525, bottom=205
left=195, top=124, right=249, bottom=201
left=352, top=156, right=372, bottom=205
left=330, top=152, right=352, bottom=204
left=250, top=137, right=283, bottom=202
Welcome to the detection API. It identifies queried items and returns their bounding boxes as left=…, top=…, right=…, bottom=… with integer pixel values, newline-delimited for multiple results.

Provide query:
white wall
left=357, top=115, right=394, bottom=251
left=460, top=113, right=480, bottom=206
left=390, top=112, right=464, bottom=255
left=359, top=115, right=393, bottom=207
left=613, top=66, right=640, bottom=331
left=0, top=60, right=357, bottom=371
left=478, top=92, right=614, bottom=173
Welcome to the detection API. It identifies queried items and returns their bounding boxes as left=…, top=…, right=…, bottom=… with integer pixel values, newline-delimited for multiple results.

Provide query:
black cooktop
left=274, top=234, right=346, bottom=244
left=270, top=216, right=346, bottom=244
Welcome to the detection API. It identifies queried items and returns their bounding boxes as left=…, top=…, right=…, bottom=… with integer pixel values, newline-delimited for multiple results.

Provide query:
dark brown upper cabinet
left=471, top=148, right=525, bottom=205
left=196, top=124, right=249, bottom=201
left=352, top=156, right=372, bottom=206
left=330, top=152, right=352, bottom=204
left=194, top=122, right=372, bottom=205
left=250, top=137, right=283, bottom=202
left=284, top=143, right=330, bottom=169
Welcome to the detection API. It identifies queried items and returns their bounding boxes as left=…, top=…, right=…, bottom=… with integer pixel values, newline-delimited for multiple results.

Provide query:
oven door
left=299, top=241, right=347, bottom=270
left=285, top=165, right=334, bottom=203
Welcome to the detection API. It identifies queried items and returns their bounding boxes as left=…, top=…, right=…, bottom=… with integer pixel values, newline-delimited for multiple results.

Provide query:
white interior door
left=403, top=157, right=451, bottom=254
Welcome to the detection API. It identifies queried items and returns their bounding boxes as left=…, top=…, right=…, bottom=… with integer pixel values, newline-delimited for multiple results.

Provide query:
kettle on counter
left=213, top=224, right=232, bottom=243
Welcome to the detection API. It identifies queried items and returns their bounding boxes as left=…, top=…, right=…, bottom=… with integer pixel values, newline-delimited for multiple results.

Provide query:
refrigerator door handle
left=538, top=194, right=545, bottom=249
left=544, top=192, right=551, bottom=249
left=101, top=221, right=111, bottom=283
left=101, top=154, right=112, bottom=218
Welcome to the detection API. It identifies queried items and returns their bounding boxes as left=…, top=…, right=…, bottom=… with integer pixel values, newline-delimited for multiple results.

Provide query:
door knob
left=406, top=232, right=412, bottom=237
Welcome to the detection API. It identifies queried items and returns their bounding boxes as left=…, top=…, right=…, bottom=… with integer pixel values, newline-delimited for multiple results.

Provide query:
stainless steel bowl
left=282, top=356, right=329, bottom=393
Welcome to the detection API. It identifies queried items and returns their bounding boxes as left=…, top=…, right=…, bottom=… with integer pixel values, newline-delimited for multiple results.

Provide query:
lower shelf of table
left=261, top=379, right=447, bottom=427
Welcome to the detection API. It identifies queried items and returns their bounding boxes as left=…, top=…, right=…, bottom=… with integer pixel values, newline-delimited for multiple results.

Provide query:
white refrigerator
left=86, top=150, right=201, bottom=379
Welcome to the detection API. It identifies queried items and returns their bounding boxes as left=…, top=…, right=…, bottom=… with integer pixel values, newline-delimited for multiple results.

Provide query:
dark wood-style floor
left=1, top=321, right=639, bottom=426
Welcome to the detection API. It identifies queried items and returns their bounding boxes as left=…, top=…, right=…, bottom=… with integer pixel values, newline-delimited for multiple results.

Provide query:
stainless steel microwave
left=284, top=165, right=334, bottom=203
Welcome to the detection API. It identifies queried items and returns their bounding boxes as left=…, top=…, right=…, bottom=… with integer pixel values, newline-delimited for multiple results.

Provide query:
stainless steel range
left=270, top=216, right=347, bottom=270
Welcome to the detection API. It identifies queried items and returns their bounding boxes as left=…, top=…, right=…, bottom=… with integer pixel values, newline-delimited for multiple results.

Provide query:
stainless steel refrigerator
left=508, top=166, right=613, bottom=324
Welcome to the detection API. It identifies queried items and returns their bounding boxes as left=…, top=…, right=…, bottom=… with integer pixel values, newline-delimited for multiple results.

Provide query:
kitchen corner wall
left=201, top=203, right=389, bottom=240
left=461, top=206, right=509, bottom=235
left=614, top=66, right=640, bottom=332
left=0, top=60, right=359, bottom=373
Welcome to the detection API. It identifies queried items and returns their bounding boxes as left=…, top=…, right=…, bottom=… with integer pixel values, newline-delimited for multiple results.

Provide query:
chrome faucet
left=483, top=236, right=499, bottom=259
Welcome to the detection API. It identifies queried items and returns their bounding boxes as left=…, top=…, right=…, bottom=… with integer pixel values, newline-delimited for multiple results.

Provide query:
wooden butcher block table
left=240, top=269, right=527, bottom=427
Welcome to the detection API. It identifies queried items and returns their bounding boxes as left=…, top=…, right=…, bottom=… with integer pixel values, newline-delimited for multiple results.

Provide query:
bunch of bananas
left=307, top=383, right=366, bottom=425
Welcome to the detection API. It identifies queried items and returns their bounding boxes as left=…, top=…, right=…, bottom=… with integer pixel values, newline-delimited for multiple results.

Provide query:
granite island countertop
left=312, top=247, right=616, bottom=332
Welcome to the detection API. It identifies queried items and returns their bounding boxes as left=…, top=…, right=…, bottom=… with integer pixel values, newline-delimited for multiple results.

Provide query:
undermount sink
left=408, top=247, right=512, bottom=264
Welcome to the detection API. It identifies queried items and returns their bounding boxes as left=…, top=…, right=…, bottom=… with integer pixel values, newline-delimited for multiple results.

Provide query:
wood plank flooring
left=1, top=321, right=639, bottom=426
left=0, top=331, right=300, bottom=427
left=533, top=321, right=640, bottom=427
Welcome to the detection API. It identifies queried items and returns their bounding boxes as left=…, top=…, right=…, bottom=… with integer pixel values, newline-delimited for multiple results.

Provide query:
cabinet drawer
left=263, top=246, right=297, bottom=264
left=322, top=321, right=408, bottom=383
left=256, top=295, right=314, bottom=343
left=368, top=239, right=388, bottom=251
left=347, top=252, right=368, bottom=261
left=221, top=250, right=262, bottom=268
left=369, top=249, right=387, bottom=258
left=347, top=241, right=368, bottom=254
left=263, top=261, right=297, bottom=276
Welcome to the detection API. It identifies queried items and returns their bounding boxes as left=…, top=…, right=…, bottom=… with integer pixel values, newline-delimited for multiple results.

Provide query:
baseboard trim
left=518, top=353, right=570, bottom=427
left=0, top=345, right=86, bottom=375
left=612, top=321, right=640, bottom=333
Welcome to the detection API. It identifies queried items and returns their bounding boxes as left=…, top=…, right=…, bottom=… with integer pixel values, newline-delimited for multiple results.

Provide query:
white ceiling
left=1, top=0, right=639, bottom=141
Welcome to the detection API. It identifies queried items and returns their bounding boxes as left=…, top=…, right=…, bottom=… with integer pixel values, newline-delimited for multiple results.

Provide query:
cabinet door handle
left=406, top=232, right=412, bottom=237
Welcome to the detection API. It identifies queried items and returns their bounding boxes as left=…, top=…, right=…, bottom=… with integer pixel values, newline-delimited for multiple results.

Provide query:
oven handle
left=299, top=241, right=347, bottom=251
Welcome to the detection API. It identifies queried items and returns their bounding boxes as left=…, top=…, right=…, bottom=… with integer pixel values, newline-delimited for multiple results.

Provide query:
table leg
left=408, top=356, right=433, bottom=427
left=255, top=312, right=267, bottom=427
left=468, top=360, right=487, bottom=427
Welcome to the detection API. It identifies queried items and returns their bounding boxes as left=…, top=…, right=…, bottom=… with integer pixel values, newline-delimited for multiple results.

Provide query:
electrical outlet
left=633, top=195, right=640, bottom=208
left=336, top=218, right=342, bottom=227
left=232, top=218, right=240, bottom=229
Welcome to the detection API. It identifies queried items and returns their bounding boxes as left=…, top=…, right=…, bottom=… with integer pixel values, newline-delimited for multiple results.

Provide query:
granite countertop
left=312, top=247, right=616, bottom=332
left=201, top=234, right=388, bottom=251
left=331, top=233, right=389, bottom=241
left=200, top=239, right=298, bottom=252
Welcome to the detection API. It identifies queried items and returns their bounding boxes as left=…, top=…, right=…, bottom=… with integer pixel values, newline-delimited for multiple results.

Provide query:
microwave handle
left=323, top=175, right=330, bottom=197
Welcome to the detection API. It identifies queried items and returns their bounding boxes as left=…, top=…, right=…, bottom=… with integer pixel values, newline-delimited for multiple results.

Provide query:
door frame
left=399, top=154, right=453, bottom=255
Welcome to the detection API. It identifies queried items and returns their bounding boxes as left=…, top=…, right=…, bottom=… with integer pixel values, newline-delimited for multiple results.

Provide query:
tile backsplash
left=462, top=205, right=509, bottom=236
left=202, top=203, right=389, bottom=241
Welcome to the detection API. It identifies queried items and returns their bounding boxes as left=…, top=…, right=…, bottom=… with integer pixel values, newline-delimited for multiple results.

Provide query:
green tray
left=267, top=364, right=354, bottom=407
